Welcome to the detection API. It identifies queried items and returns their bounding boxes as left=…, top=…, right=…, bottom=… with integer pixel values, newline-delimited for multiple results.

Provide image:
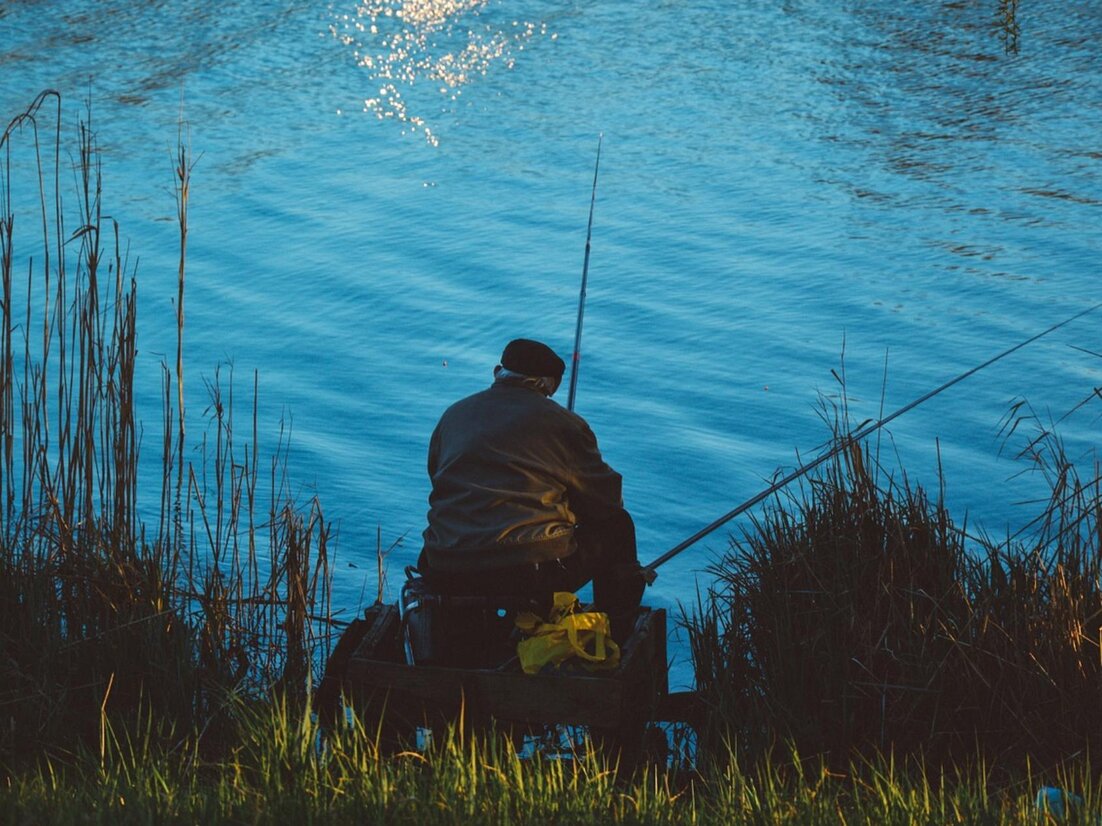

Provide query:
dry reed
left=0, top=91, right=332, bottom=764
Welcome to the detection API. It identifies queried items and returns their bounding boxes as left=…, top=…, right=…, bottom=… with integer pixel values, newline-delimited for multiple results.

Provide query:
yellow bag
left=514, top=592, right=621, bottom=675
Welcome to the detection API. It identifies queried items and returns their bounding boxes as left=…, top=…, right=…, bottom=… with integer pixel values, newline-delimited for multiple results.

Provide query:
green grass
left=0, top=706, right=1091, bottom=824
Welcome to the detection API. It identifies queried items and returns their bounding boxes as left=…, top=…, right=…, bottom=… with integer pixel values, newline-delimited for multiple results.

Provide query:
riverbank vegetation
left=1, top=91, right=330, bottom=764
left=687, top=396, right=1102, bottom=777
left=3, top=93, right=1102, bottom=822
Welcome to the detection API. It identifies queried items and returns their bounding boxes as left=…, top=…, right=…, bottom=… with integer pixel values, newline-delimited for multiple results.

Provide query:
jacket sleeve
left=426, top=419, right=441, bottom=477
left=561, top=414, right=624, bottom=522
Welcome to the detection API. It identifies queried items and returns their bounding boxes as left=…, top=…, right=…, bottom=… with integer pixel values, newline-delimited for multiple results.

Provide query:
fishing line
left=643, top=301, right=1102, bottom=580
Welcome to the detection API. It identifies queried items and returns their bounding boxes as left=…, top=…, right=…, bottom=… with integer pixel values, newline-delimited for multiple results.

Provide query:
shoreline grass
left=3, top=92, right=1102, bottom=821
left=1, top=711, right=1094, bottom=824
left=1, top=91, right=332, bottom=764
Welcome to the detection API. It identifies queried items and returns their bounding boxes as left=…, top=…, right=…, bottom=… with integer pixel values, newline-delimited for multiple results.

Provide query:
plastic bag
left=514, top=592, right=621, bottom=675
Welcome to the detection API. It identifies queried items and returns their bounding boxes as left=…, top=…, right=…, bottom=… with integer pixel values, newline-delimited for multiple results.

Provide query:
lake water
left=2, top=0, right=1100, bottom=687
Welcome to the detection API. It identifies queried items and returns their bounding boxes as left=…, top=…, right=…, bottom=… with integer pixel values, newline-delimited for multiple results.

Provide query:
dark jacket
left=421, top=376, right=623, bottom=572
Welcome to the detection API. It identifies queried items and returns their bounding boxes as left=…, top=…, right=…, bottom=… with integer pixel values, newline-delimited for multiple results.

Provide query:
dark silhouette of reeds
left=687, top=391, right=1102, bottom=772
left=0, top=92, right=331, bottom=763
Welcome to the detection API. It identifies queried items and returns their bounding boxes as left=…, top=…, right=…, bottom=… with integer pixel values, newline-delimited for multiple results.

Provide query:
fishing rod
left=566, top=134, right=603, bottom=412
left=643, top=301, right=1102, bottom=581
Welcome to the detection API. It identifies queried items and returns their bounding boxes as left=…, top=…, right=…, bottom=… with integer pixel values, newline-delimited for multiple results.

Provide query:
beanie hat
left=500, top=339, right=565, bottom=380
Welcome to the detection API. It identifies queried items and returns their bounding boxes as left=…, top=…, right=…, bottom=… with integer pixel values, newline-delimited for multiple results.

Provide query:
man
left=418, top=338, right=644, bottom=622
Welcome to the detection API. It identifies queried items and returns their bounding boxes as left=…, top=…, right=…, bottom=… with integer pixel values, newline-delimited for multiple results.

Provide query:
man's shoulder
left=432, top=388, right=483, bottom=427
left=440, top=383, right=588, bottom=427
left=441, top=384, right=495, bottom=410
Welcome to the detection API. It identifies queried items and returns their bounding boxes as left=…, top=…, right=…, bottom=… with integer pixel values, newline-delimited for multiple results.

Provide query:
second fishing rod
left=643, top=300, right=1102, bottom=581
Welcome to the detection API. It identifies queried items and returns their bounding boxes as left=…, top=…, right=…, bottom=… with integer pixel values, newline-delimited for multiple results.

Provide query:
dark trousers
left=419, top=508, right=644, bottom=614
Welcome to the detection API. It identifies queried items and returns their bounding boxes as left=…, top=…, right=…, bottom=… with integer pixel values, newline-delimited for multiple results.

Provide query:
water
left=3, top=0, right=1101, bottom=688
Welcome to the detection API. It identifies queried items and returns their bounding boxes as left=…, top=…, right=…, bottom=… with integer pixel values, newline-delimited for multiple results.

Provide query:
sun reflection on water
left=330, top=0, right=551, bottom=145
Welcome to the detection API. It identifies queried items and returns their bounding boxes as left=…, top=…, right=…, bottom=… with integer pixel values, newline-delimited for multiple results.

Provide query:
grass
left=685, top=385, right=1102, bottom=777
left=0, top=706, right=1094, bottom=823
left=3, top=91, right=1102, bottom=821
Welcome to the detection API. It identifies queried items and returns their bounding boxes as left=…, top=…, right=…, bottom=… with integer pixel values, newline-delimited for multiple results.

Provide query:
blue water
left=3, top=0, right=1101, bottom=687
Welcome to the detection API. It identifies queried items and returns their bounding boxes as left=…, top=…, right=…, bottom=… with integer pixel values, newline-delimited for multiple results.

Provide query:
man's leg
left=537, top=508, right=647, bottom=643
left=571, top=508, right=645, bottom=613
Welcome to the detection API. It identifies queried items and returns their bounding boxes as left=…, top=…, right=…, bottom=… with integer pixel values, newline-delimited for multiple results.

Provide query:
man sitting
left=417, top=338, right=644, bottom=639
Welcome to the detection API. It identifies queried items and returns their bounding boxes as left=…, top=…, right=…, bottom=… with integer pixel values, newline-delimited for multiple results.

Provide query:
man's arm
left=562, top=416, right=624, bottom=522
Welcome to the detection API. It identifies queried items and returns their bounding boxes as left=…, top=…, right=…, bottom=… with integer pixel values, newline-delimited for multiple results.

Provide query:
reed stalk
left=0, top=93, right=332, bottom=764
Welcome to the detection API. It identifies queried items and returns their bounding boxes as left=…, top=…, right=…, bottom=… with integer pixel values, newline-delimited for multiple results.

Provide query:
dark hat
left=500, top=339, right=565, bottom=380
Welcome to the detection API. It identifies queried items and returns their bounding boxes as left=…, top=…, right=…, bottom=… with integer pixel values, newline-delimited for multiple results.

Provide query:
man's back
left=422, top=376, right=622, bottom=573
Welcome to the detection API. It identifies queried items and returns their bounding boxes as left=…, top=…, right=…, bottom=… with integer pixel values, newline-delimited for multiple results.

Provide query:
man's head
left=499, top=338, right=566, bottom=396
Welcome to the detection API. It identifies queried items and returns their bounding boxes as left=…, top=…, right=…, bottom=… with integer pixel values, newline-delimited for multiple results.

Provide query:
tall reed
left=0, top=92, right=331, bottom=764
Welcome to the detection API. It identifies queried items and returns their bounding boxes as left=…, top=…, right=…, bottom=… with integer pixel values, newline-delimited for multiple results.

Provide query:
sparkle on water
left=330, top=0, right=550, bottom=144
